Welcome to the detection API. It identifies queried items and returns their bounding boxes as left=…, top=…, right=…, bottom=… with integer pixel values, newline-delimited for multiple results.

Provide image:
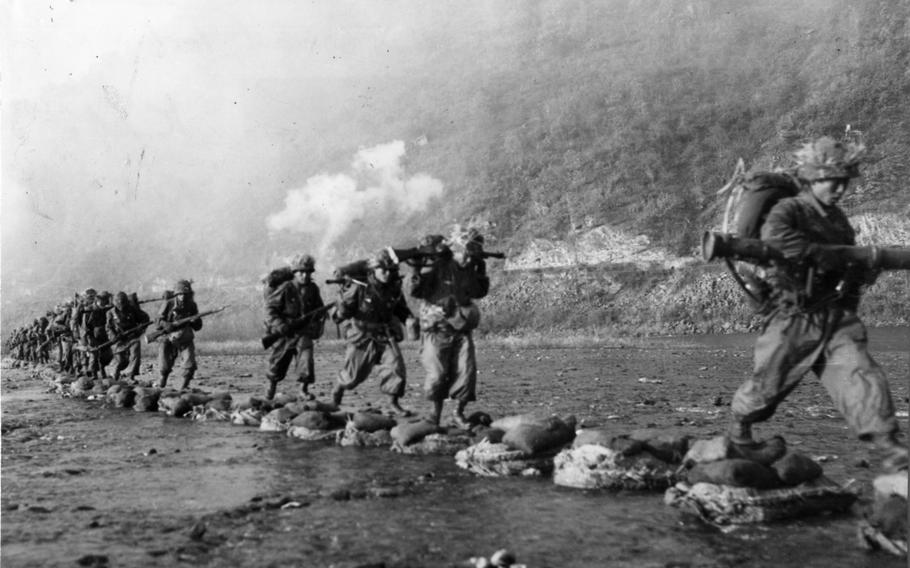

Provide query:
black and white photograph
left=2, top=1, right=908, bottom=566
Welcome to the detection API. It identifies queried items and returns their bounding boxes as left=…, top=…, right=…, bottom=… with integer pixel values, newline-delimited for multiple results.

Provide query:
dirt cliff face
left=480, top=213, right=910, bottom=336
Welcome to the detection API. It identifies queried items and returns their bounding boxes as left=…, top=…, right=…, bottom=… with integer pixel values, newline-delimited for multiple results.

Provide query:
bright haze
left=1, top=1, right=472, bottom=326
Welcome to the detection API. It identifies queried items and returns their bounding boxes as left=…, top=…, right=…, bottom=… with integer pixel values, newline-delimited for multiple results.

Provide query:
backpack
left=262, top=266, right=295, bottom=299
left=717, top=159, right=802, bottom=308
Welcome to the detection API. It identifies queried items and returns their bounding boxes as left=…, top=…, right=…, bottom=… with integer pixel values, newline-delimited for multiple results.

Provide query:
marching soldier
left=155, top=280, right=202, bottom=390
left=263, top=255, right=326, bottom=400
left=331, top=249, right=413, bottom=415
left=410, top=231, right=491, bottom=427
left=106, top=292, right=148, bottom=382
left=727, top=136, right=907, bottom=473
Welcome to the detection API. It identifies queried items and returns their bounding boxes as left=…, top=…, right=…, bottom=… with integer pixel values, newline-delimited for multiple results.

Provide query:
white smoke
left=266, top=140, right=444, bottom=255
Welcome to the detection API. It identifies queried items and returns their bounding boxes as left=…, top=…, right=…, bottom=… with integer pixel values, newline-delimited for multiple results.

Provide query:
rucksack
left=262, top=266, right=295, bottom=299
left=717, top=159, right=802, bottom=308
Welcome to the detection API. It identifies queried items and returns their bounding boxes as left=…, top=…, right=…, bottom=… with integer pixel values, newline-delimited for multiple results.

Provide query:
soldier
left=332, top=249, right=413, bottom=414
left=106, top=292, right=147, bottom=382
left=727, top=136, right=907, bottom=472
left=263, top=255, right=326, bottom=400
left=155, top=280, right=201, bottom=390
left=410, top=231, right=490, bottom=427
left=50, top=302, right=75, bottom=374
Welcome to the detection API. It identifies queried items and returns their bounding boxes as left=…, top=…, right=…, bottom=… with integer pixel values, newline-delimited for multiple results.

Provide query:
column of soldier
left=4, top=133, right=910, bottom=474
left=5, top=280, right=204, bottom=391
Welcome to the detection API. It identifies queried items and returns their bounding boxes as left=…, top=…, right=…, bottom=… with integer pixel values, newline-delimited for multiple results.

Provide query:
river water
left=1, top=329, right=907, bottom=567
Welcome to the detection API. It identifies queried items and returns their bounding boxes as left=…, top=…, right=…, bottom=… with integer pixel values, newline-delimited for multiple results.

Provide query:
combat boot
left=179, top=371, right=194, bottom=391
left=452, top=400, right=471, bottom=430
left=331, top=384, right=345, bottom=408
left=157, top=374, right=169, bottom=389
left=265, top=378, right=277, bottom=400
left=298, top=382, right=315, bottom=401
left=728, top=435, right=787, bottom=466
left=389, top=395, right=412, bottom=418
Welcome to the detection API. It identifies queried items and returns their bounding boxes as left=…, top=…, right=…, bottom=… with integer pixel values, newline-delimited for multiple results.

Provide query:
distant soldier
left=332, top=249, right=413, bottom=414
left=727, top=136, right=907, bottom=473
left=50, top=302, right=75, bottom=374
left=263, top=255, right=326, bottom=400
left=106, top=292, right=148, bottom=382
left=84, top=291, right=114, bottom=378
left=410, top=231, right=491, bottom=427
left=155, top=280, right=201, bottom=390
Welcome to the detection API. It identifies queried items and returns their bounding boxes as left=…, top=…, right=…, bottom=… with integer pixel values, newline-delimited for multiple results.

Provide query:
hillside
left=3, top=0, right=910, bottom=337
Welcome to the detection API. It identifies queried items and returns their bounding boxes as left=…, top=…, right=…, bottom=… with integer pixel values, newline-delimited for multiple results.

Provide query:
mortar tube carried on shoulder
left=260, top=304, right=333, bottom=350
left=702, top=231, right=910, bottom=270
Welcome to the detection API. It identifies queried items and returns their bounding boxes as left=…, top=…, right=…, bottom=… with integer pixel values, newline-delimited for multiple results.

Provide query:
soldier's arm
left=760, top=201, right=811, bottom=261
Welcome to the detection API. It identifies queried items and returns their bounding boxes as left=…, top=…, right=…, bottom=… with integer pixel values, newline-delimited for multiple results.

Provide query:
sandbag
left=554, top=445, right=681, bottom=490
left=490, top=413, right=551, bottom=432
left=630, top=429, right=691, bottom=464
left=206, top=393, right=233, bottom=412
left=337, top=422, right=394, bottom=447
left=665, top=477, right=858, bottom=525
left=455, top=439, right=555, bottom=477
left=687, top=459, right=781, bottom=489
left=471, top=426, right=505, bottom=444
left=289, top=411, right=335, bottom=431
left=390, top=420, right=439, bottom=446
left=351, top=411, right=397, bottom=433
left=502, top=417, right=575, bottom=455
left=111, top=388, right=135, bottom=409
left=261, top=407, right=301, bottom=431
left=572, top=428, right=617, bottom=449
left=393, top=432, right=473, bottom=456
left=231, top=408, right=263, bottom=427
left=772, top=452, right=823, bottom=486
left=132, top=387, right=160, bottom=412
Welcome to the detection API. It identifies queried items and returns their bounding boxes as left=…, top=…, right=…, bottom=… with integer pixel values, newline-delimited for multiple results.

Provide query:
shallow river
left=2, top=330, right=907, bottom=567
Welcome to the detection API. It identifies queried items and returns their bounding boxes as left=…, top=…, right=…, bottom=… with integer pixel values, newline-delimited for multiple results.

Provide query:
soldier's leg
left=450, top=332, right=478, bottom=427
left=178, top=342, right=197, bottom=390
left=421, top=332, right=453, bottom=425
left=157, top=340, right=176, bottom=388
left=334, top=340, right=378, bottom=406
left=730, top=311, right=828, bottom=444
left=266, top=341, right=296, bottom=400
left=293, top=337, right=316, bottom=399
left=818, top=313, right=904, bottom=471
left=98, top=347, right=113, bottom=379
left=125, top=341, right=142, bottom=381
left=112, top=351, right=128, bottom=381
left=377, top=341, right=408, bottom=413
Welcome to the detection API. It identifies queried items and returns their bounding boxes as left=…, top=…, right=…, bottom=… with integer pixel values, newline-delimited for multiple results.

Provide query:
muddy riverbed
left=2, top=331, right=907, bottom=567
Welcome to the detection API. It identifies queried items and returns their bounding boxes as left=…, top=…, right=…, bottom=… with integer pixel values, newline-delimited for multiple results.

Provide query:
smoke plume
left=266, top=141, right=444, bottom=256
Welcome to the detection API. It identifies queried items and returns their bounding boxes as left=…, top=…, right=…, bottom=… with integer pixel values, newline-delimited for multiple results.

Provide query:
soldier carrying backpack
left=716, top=135, right=907, bottom=474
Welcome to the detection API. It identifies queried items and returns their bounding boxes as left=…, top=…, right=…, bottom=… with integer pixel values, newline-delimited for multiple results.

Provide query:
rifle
left=90, top=321, right=155, bottom=352
left=702, top=231, right=910, bottom=270
left=390, top=246, right=505, bottom=265
left=145, top=306, right=229, bottom=343
left=260, top=304, right=333, bottom=349
left=325, top=277, right=367, bottom=286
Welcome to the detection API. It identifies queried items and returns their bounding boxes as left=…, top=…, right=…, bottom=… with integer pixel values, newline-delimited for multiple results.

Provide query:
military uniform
left=333, top=252, right=412, bottom=408
left=729, top=137, right=905, bottom=471
left=156, top=282, right=202, bottom=389
left=264, top=256, right=325, bottom=399
left=106, top=292, right=149, bottom=382
left=410, top=238, right=490, bottom=425
left=78, top=293, right=112, bottom=378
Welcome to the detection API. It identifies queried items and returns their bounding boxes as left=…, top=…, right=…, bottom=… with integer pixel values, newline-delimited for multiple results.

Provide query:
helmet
left=291, top=254, right=316, bottom=273
left=114, top=292, right=129, bottom=308
left=83, top=288, right=97, bottom=297
left=174, top=279, right=193, bottom=294
left=794, top=136, right=865, bottom=181
left=98, top=291, right=112, bottom=301
left=368, top=249, right=396, bottom=270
